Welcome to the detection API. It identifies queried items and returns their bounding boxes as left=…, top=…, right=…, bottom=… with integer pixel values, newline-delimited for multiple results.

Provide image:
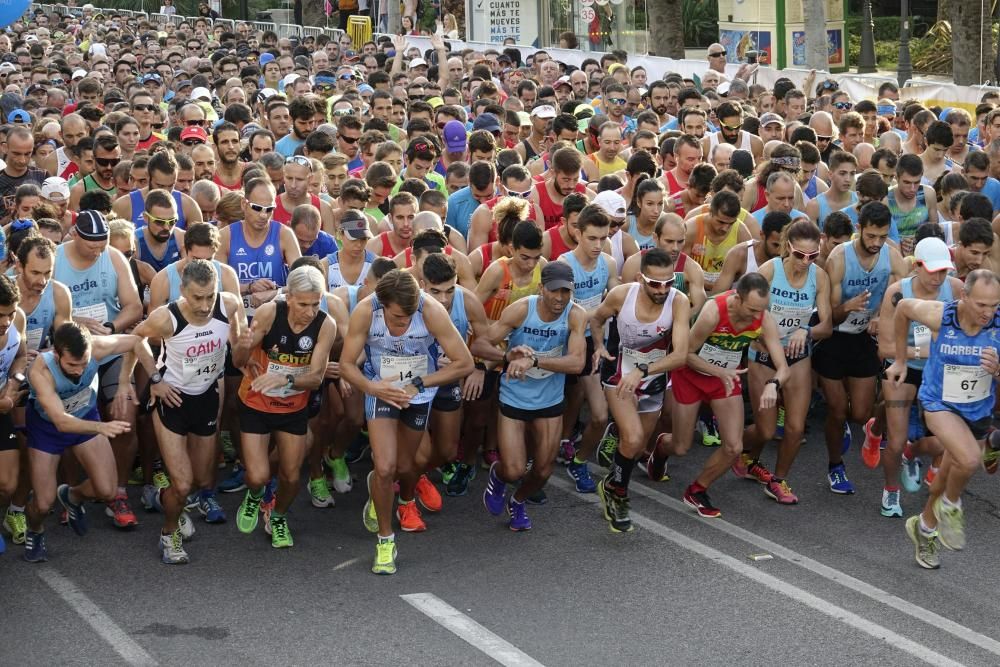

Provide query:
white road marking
left=38, top=569, right=158, bottom=666
left=332, top=556, right=362, bottom=571
left=401, top=593, right=546, bottom=667
left=548, top=477, right=965, bottom=666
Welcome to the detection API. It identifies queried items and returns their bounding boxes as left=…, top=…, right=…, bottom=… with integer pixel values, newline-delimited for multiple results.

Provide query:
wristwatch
left=765, top=378, right=781, bottom=390
left=103, top=321, right=116, bottom=334
left=637, top=363, right=649, bottom=378
left=150, top=372, right=162, bottom=385
left=531, top=357, right=539, bottom=368
left=411, top=376, right=425, bottom=392
left=285, top=374, right=295, bottom=390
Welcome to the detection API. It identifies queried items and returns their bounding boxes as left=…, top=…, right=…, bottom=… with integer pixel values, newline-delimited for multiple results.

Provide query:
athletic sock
left=378, top=532, right=395, bottom=543
left=248, top=486, right=265, bottom=500
left=942, top=495, right=962, bottom=510
left=919, top=515, right=936, bottom=536
left=884, top=485, right=900, bottom=493
left=606, top=450, right=635, bottom=495
left=8, top=503, right=24, bottom=513
left=572, top=454, right=587, bottom=466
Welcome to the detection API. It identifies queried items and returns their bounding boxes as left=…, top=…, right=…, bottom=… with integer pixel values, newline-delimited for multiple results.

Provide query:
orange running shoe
left=861, top=418, right=882, bottom=469
left=414, top=474, right=443, bottom=512
left=396, top=500, right=427, bottom=532
left=105, top=493, right=138, bottom=529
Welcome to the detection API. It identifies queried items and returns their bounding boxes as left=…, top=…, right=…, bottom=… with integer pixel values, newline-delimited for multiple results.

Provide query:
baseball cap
left=259, top=53, right=275, bottom=66
left=25, top=84, right=47, bottom=96
left=473, top=112, right=501, bottom=133
left=759, top=112, right=784, bottom=127
left=6, top=109, right=30, bottom=124
left=541, top=261, right=574, bottom=291
left=72, top=69, right=88, bottom=80
left=180, top=126, right=208, bottom=143
left=76, top=210, right=109, bottom=241
left=0, top=63, right=16, bottom=74
left=190, top=87, right=212, bottom=102
left=408, top=57, right=428, bottom=69
left=914, top=237, right=955, bottom=273
left=730, top=149, right=755, bottom=179
left=341, top=210, right=373, bottom=239
left=282, top=73, right=300, bottom=88
left=531, top=104, right=557, bottom=119
left=41, top=176, right=70, bottom=202
left=443, top=120, right=467, bottom=153
left=554, top=76, right=572, bottom=89
left=141, top=73, right=162, bottom=85
left=593, top=191, right=627, bottom=219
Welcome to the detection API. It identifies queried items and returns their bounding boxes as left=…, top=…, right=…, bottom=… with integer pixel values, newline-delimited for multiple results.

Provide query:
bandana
left=771, top=156, right=801, bottom=168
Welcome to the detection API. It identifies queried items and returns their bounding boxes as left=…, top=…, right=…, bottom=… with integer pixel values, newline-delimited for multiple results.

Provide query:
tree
left=803, top=0, right=828, bottom=70
left=951, top=0, right=994, bottom=85
left=647, top=0, right=684, bottom=58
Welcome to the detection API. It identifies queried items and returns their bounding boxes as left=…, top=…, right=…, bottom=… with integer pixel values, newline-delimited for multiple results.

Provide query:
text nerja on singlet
left=68, top=279, right=99, bottom=293
left=521, top=326, right=561, bottom=338
left=846, top=275, right=882, bottom=288
left=770, top=286, right=813, bottom=303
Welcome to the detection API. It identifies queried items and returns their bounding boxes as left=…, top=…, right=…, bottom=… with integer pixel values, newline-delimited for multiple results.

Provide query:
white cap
left=0, top=63, right=17, bottom=74
left=530, top=104, right=557, bottom=119
left=190, top=86, right=212, bottom=101
left=408, top=57, right=427, bottom=69
left=258, top=87, right=279, bottom=100
left=88, top=43, right=106, bottom=57
left=72, top=69, right=88, bottom=79
left=593, top=190, right=627, bottom=219
left=41, top=176, right=70, bottom=202
left=281, top=73, right=299, bottom=87
left=914, top=237, right=955, bottom=273
left=24, top=35, right=38, bottom=43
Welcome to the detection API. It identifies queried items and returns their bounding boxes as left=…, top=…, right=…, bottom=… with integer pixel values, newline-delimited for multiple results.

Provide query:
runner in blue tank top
left=0, top=276, right=27, bottom=553
left=875, top=238, right=962, bottom=519
left=134, top=189, right=184, bottom=272
left=886, top=269, right=1000, bottom=570
left=482, top=262, right=587, bottom=532
left=129, top=189, right=188, bottom=229
left=14, top=235, right=72, bottom=355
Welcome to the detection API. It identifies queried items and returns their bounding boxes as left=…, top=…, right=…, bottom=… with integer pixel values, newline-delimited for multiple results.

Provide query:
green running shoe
left=237, top=490, right=262, bottom=534
left=439, top=462, right=457, bottom=485
left=270, top=515, right=293, bottom=548
left=309, top=477, right=335, bottom=508
left=127, top=466, right=144, bottom=486
left=3, top=508, right=26, bottom=545
left=597, top=422, right=619, bottom=468
left=905, top=515, right=940, bottom=569
left=325, top=455, right=353, bottom=493
left=372, top=537, right=397, bottom=575
left=362, top=471, right=379, bottom=533
left=597, top=479, right=633, bottom=533
left=153, top=470, right=170, bottom=489
left=932, top=498, right=965, bottom=551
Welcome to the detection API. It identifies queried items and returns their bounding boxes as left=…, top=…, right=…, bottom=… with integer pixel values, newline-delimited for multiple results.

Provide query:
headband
left=771, top=156, right=801, bottom=168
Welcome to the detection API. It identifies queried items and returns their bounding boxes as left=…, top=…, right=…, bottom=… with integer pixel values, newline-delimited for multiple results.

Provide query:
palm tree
left=803, top=0, right=828, bottom=70
left=950, top=0, right=994, bottom=85
left=647, top=0, right=684, bottom=57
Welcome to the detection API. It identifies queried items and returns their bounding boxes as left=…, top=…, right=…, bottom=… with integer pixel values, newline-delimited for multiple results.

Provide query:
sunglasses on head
left=285, top=155, right=313, bottom=169
left=145, top=212, right=177, bottom=227
left=96, top=156, right=120, bottom=167
left=248, top=202, right=276, bottom=214
left=789, top=246, right=820, bottom=261
left=506, top=187, right=533, bottom=198
left=816, top=134, right=833, bottom=141
left=641, top=273, right=675, bottom=289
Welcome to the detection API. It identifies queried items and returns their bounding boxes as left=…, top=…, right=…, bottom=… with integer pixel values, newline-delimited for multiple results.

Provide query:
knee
left=243, top=468, right=270, bottom=490
left=32, top=491, right=54, bottom=515
left=531, top=458, right=554, bottom=480
left=721, top=439, right=743, bottom=458
left=500, top=459, right=522, bottom=482
left=588, top=406, right=609, bottom=428
left=278, top=466, right=300, bottom=485
left=170, top=477, right=193, bottom=500
left=953, top=449, right=980, bottom=474
left=850, top=404, right=872, bottom=424
left=93, top=482, right=116, bottom=503
left=755, top=420, right=777, bottom=442
left=782, top=425, right=804, bottom=445
left=373, top=458, right=396, bottom=482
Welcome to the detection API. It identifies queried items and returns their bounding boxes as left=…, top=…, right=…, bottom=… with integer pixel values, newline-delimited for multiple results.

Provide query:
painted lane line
left=401, top=593, right=546, bottom=667
left=332, top=556, right=362, bottom=571
left=38, top=569, right=158, bottom=666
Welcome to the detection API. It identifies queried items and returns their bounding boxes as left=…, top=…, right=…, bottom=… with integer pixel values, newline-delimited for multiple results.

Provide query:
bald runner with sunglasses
left=111, top=151, right=203, bottom=232
left=273, top=155, right=335, bottom=229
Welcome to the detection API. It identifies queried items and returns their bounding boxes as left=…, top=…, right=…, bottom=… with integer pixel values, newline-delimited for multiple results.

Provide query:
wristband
left=103, top=321, right=116, bottom=334
left=532, top=357, right=539, bottom=368
left=474, top=361, right=487, bottom=371
left=765, top=378, right=781, bottom=390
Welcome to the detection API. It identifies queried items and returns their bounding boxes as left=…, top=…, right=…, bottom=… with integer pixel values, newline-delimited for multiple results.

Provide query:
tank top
left=546, top=226, right=573, bottom=259
left=708, top=130, right=753, bottom=153
left=361, top=293, right=440, bottom=405
left=130, top=190, right=187, bottom=229
left=55, top=244, right=121, bottom=327
left=610, top=230, right=625, bottom=276
left=919, top=300, right=1000, bottom=421
left=887, top=188, right=928, bottom=256
left=803, top=174, right=819, bottom=200
left=228, top=221, right=287, bottom=317
left=375, top=231, right=399, bottom=258
left=817, top=191, right=858, bottom=226
left=31, top=351, right=100, bottom=421
left=665, top=170, right=684, bottom=196
left=238, top=300, right=327, bottom=413
left=159, top=298, right=229, bottom=395
left=769, top=259, right=817, bottom=344
left=166, top=259, right=225, bottom=302
left=478, top=242, right=495, bottom=274
left=482, top=257, right=543, bottom=320
left=695, top=291, right=764, bottom=375
left=627, top=214, right=655, bottom=250
left=751, top=181, right=768, bottom=213
left=589, top=153, right=627, bottom=177
left=603, top=282, right=675, bottom=394
left=689, top=214, right=742, bottom=288
left=745, top=240, right=760, bottom=274
left=562, top=252, right=609, bottom=335
left=82, top=173, right=116, bottom=197
left=25, top=280, right=56, bottom=351
left=346, top=285, right=361, bottom=311
left=326, top=249, right=375, bottom=290
left=0, top=324, right=20, bottom=385
left=836, top=242, right=891, bottom=334
left=521, top=138, right=540, bottom=162
left=900, top=276, right=954, bottom=370
left=135, top=228, right=181, bottom=273
left=536, top=181, right=587, bottom=230
left=499, top=295, right=572, bottom=410
left=273, top=193, right=323, bottom=226
left=674, top=253, right=689, bottom=296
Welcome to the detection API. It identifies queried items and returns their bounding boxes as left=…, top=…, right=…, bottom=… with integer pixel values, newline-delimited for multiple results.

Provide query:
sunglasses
left=185, top=119, right=205, bottom=126
left=709, top=51, right=727, bottom=58
left=316, top=84, right=334, bottom=92
left=641, top=273, right=675, bottom=289
left=789, top=246, right=820, bottom=261
left=816, top=134, right=833, bottom=142
left=607, top=97, right=626, bottom=106
left=122, top=249, right=134, bottom=259
left=96, top=157, right=120, bottom=167
left=506, top=188, right=533, bottom=198
left=152, top=123, right=165, bottom=130
left=145, top=213, right=177, bottom=227
left=719, top=120, right=742, bottom=131
left=832, top=101, right=853, bottom=110
left=339, top=134, right=359, bottom=144
left=285, top=155, right=313, bottom=169
left=133, top=103, right=156, bottom=112
left=248, top=202, right=276, bottom=214
left=182, top=139, right=204, bottom=146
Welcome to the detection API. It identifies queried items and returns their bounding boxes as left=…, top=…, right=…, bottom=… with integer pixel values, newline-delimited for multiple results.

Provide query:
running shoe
left=507, top=497, right=532, bottom=531
left=932, top=498, right=965, bottom=551
left=446, top=463, right=475, bottom=497
left=439, top=462, right=457, bottom=486
left=3, top=508, right=26, bottom=545
left=880, top=489, right=903, bottom=518
left=764, top=479, right=799, bottom=505
left=309, top=477, right=335, bottom=508
left=372, top=536, right=397, bottom=575
left=732, top=454, right=773, bottom=484
left=160, top=530, right=189, bottom=564
left=178, top=512, right=195, bottom=540
left=700, top=415, right=721, bottom=447
left=57, top=484, right=87, bottom=536
left=270, top=515, right=293, bottom=548
left=23, top=530, right=47, bottom=563
left=218, top=464, right=246, bottom=493
left=152, top=470, right=170, bottom=489
left=481, top=449, right=500, bottom=470
left=324, top=455, right=353, bottom=493
left=261, top=497, right=275, bottom=535
left=198, top=492, right=227, bottom=523
left=526, top=489, right=547, bottom=505
left=362, top=471, right=378, bottom=533
left=482, top=462, right=506, bottom=516
left=184, top=493, right=200, bottom=511
left=827, top=463, right=855, bottom=494
left=924, top=466, right=939, bottom=487
left=556, top=439, right=576, bottom=465
left=905, top=515, right=940, bottom=569
left=415, top=474, right=442, bottom=512
left=774, top=406, right=785, bottom=440
left=396, top=500, right=426, bottom=532
left=683, top=485, right=721, bottom=518
left=861, top=418, right=882, bottom=468
left=262, top=477, right=277, bottom=505
left=984, top=430, right=1000, bottom=474
left=236, top=490, right=261, bottom=534
left=841, top=421, right=852, bottom=454
left=597, top=422, right=619, bottom=468
left=639, top=451, right=670, bottom=482
left=900, top=453, right=923, bottom=493
left=127, top=465, right=144, bottom=486
left=597, top=479, right=633, bottom=533
left=105, top=493, right=139, bottom=529
left=141, top=484, right=160, bottom=511
left=567, top=459, right=597, bottom=493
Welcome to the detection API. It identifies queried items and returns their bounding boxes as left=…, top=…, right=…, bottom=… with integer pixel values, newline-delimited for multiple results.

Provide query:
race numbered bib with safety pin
left=697, top=342, right=742, bottom=370
left=942, top=364, right=991, bottom=403
left=839, top=308, right=871, bottom=334
left=182, top=348, right=226, bottom=385
left=525, top=346, right=563, bottom=380
left=913, top=324, right=931, bottom=349
left=380, top=354, right=429, bottom=388
left=26, top=328, right=42, bottom=351
left=771, top=302, right=813, bottom=340
left=73, top=302, right=108, bottom=323
left=263, top=362, right=308, bottom=398
left=621, top=347, right=666, bottom=379
left=574, top=293, right=603, bottom=312
left=61, top=386, right=93, bottom=414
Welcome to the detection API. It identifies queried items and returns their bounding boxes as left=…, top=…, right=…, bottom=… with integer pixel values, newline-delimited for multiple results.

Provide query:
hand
left=593, top=345, right=614, bottom=371
left=250, top=291, right=274, bottom=308
left=719, top=367, right=747, bottom=396
left=759, top=383, right=778, bottom=410
left=980, top=347, right=1000, bottom=376
left=150, top=381, right=182, bottom=408
left=97, top=420, right=131, bottom=439
left=429, top=33, right=444, bottom=50
left=338, top=378, right=354, bottom=398
left=785, top=328, right=809, bottom=358
left=369, top=378, right=412, bottom=409
left=250, top=278, right=277, bottom=293
left=867, top=317, right=879, bottom=337
left=76, top=316, right=110, bottom=336
left=392, top=34, right=407, bottom=50
left=616, top=369, right=643, bottom=399
left=462, top=368, right=485, bottom=401
left=505, top=357, right=534, bottom=380
left=251, top=372, right=289, bottom=394
left=236, top=323, right=254, bottom=350
left=884, top=360, right=907, bottom=388
left=325, top=361, right=341, bottom=380
left=110, top=384, right=138, bottom=419
left=844, top=290, right=870, bottom=313
left=26, top=349, right=38, bottom=364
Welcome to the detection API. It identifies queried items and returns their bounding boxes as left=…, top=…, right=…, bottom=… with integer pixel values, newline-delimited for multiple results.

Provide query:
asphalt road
left=6, top=415, right=1000, bottom=667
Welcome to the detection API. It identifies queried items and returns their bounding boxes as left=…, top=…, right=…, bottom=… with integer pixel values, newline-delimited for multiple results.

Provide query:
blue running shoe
left=262, top=477, right=277, bottom=504
left=446, top=463, right=474, bottom=497
left=198, top=491, right=227, bottom=523
left=567, top=460, right=597, bottom=493
left=218, top=464, right=246, bottom=494
left=841, top=422, right=852, bottom=455
left=900, top=453, right=923, bottom=493
left=23, top=530, right=47, bottom=563
left=507, top=498, right=532, bottom=531
left=827, top=463, right=855, bottom=494
left=0, top=530, right=4, bottom=554
left=57, top=484, right=88, bottom=536
left=482, top=462, right=506, bottom=516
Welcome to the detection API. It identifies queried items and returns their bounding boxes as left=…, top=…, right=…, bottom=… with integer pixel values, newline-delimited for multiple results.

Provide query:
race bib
left=942, top=364, right=991, bottom=403
left=525, top=346, right=562, bottom=380
left=703, top=271, right=721, bottom=289
left=73, top=302, right=108, bottom=323
left=621, top=347, right=666, bottom=379
left=26, top=328, right=42, bottom=351
left=242, top=293, right=256, bottom=318
left=839, top=308, right=871, bottom=334
left=61, top=386, right=93, bottom=414
left=913, top=324, right=931, bottom=349
left=182, top=347, right=226, bottom=385
left=771, top=303, right=812, bottom=341
left=697, top=342, right=742, bottom=371
left=380, top=354, right=428, bottom=388
left=574, top=293, right=603, bottom=311
left=263, top=362, right=308, bottom=398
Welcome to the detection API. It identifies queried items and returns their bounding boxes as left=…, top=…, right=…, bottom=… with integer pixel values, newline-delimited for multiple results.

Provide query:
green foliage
left=683, top=0, right=718, bottom=48
left=847, top=33, right=901, bottom=69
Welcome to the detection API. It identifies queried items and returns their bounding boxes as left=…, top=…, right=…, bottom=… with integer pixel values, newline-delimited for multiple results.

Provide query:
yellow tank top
left=690, top=214, right=741, bottom=288
left=483, top=257, right=543, bottom=320
left=590, top=153, right=627, bottom=177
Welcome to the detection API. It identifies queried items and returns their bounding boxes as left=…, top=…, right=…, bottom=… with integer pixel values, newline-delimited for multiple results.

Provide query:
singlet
left=135, top=228, right=181, bottom=273
left=499, top=295, right=572, bottom=410
left=346, top=285, right=362, bottom=312
left=30, top=350, right=100, bottom=421
left=273, top=193, right=323, bottom=226
left=694, top=291, right=764, bottom=375
left=768, top=259, right=817, bottom=345
left=546, top=226, right=574, bottom=259
left=55, top=244, right=121, bottom=328
left=82, top=173, right=116, bottom=197
left=228, top=221, right=287, bottom=317
left=536, top=180, right=587, bottom=230
left=745, top=240, right=760, bottom=274
left=326, top=249, right=375, bottom=290
left=816, top=191, right=859, bottom=226
left=521, top=138, right=540, bottom=163
left=887, top=188, right=929, bottom=256
left=900, top=276, right=954, bottom=371
left=610, top=230, right=625, bottom=276
left=588, top=153, right=627, bottom=177
left=478, top=242, right=496, bottom=274
left=0, top=324, right=20, bottom=386
left=603, top=282, right=675, bottom=395
left=627, top=214, right=656, bottom=250
left=803, top=174, right=819, bottom=200
left=129, top=190, right=187, bottom=229
left=238, top=300, right=327, bottom=413
left=159, top=298, right=229, bottom=395
left=165, top=259, right=225, bottom=303
left=689, top=214, right=742, bottom=289
left=482, top=257, right=543, bottom=321
left=919, top=300, right=1000, bottom=421
left=751, top=181, right=768, bottom=213
left=25, top=280, right=56, bottom=351
left=665, top=170, right=684, bottom=196
left=674, top=253, right=689, bottom=296
left=836, top=242, right=891, bottom=334
left=562, top=252, right=609, bottom=336
left=708, top=130, right=752, bottom=153
left=361, top=293, right=439, bottom=405
left=375, top=231, right=401, bottom=258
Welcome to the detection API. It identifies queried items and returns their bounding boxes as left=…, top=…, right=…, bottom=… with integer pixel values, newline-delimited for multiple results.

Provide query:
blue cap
left=259, top=52, right=275, bottom=66
left=6, top=109, right=29, bottom=123
left=141, top=72, right=162, bottom=84
left=358, top=83, right=374, bottom=94
left=472, top=112, right=501, bottom=133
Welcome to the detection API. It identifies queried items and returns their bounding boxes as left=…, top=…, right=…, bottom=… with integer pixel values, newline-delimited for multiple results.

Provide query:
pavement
left=5, top=415, right=1000, bottom=667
